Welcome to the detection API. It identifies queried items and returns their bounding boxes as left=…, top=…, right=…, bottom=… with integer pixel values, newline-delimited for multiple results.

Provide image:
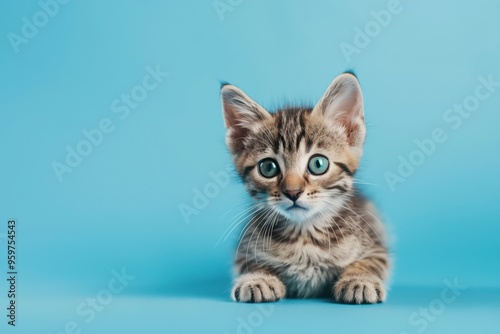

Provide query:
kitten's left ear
left=313, top=72, right=365, bottom=149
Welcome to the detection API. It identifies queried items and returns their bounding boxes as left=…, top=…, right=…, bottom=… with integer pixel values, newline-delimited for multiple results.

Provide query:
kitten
left=220, top=72, right=390, bottom=304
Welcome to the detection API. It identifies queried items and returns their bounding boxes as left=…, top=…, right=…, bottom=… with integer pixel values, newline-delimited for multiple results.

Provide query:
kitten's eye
left=258, top=158, right=280, bottom=178
left=308, top=155, right=329, bottom=175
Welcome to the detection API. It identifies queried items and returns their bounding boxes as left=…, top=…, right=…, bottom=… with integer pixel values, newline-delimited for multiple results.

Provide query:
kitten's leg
left=231, top=272, right=286, bottom=303
left=333, top=253, right=389, bottom=304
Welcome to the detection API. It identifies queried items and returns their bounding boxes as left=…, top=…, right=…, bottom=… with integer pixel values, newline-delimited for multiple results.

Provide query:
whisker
left=217, top=204, right=260, bottom=245
left=239, top=207, right=272, bottom=264
left=218, top=200, right=254, bottom=220
left=342, top=204, right=384, bottom=245
left=353, top=178, right=386, bottom=191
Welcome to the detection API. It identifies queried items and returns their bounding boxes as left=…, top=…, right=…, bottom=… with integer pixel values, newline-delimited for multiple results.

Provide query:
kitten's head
left=221, top=73, right=365, bottom=224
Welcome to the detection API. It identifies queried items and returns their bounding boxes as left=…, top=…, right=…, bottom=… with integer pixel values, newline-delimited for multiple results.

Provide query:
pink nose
left=281, top=173, right=305, bottom=202
left=283, top=190, right=303, bottom=202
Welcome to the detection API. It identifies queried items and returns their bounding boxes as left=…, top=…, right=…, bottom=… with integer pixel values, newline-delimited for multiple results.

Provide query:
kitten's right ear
left=221, top=84, right=270, bottom=153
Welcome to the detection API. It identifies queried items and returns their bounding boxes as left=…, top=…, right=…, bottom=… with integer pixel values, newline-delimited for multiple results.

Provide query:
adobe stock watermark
left=179, top=164, right=232, bottom=224
left=339, top=0, right=415, bottom=63
left=7, top=0, right=73, bottom=54
left=398, top=277, right=467, bottom=334
left=213, top=0, right=243, bottom=21
left=49, top=268, right=135, bottom=334
left=224, top=304, right=274, bottom=334
left=51, top=64, right=169, bottom=183
left=385, top=74, right=499, bottom=192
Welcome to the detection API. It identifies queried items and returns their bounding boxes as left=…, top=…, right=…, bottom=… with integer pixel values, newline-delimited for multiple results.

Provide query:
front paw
left=231, top=272, right=286, bottom=303
left=334, top=276, right=386, bottom=304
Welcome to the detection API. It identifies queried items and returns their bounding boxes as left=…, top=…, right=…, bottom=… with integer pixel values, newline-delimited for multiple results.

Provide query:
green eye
left=308, top=155, right=329, bottom=175
left=258, top=158, right=280, bottom=178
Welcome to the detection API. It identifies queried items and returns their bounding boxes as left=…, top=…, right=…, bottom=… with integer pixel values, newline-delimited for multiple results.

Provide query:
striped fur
left=221, top=73, right=390, bottom=304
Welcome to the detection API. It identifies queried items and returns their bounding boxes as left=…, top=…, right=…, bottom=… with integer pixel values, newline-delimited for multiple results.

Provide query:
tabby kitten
left=221, top=72, right=390, bottom=304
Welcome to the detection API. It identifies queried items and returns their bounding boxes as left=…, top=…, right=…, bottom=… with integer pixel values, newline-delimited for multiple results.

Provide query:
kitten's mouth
left=277, top=202, right=317, bottom=222
left=286, top=203, right=308, bottom=211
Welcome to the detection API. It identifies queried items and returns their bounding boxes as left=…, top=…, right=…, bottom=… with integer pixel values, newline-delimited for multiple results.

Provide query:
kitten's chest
left=271, top=242, right=335, bottom=297
left=269, top=234, right=361, bottom=297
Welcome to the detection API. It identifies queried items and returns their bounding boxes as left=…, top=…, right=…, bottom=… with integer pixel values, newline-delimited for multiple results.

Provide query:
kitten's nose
left=282, top=174, right=304, bottom=202
left=283, top=189, right=303, bottom=202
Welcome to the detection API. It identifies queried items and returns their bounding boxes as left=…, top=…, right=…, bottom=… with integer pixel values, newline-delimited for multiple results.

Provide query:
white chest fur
left=267, top=235, right=362, bottom=298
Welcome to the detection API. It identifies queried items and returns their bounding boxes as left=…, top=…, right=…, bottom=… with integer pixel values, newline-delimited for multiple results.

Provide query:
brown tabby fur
left=221, top=72, right=390, bottom=304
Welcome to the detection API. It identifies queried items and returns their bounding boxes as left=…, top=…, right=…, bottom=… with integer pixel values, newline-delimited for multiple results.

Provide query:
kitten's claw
left=333, top=276, right=386, bottom=304
left=232, top=272, right=286, bottom=303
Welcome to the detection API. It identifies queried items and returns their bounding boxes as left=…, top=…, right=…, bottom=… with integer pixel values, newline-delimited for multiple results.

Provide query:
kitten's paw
left=231, top=272, right=286, bottom=303
left=333, top=276, right=386, bottom=304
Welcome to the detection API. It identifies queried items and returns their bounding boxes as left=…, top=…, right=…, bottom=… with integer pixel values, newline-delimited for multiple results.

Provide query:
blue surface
left=1, top=0, right=499, bottom=333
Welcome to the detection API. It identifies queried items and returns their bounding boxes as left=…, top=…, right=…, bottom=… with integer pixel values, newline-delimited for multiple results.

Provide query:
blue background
left=1, top=0, right=499, bottom=333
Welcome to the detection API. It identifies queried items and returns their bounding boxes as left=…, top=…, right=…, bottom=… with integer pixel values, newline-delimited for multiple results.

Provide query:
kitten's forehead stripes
left=305, top=137, right=313, bottom=153
left=297, top=110, right=307, bottom=150
left=274, top=108, right=312, bottom=154
left=275, top=113, right=285, bottom=152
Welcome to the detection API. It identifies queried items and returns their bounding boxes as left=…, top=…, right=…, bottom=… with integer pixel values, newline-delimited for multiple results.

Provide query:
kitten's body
left=221, top=73, right=390, bottom=304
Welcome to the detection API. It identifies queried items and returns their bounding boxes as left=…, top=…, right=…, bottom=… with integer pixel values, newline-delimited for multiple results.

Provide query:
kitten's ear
left=313, top=73, right=365, bottom=148
left=221, top=84, right=271, bottom=153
